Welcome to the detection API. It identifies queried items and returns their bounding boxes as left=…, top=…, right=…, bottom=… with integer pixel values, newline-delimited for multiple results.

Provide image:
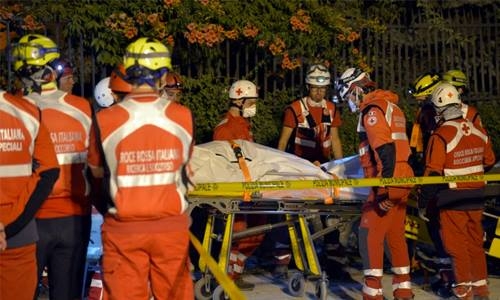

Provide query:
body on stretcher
left=189, top=140, right=368, bottom=299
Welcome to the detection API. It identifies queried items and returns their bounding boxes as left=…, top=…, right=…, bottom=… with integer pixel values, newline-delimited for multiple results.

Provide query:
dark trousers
left=35, top=215, right=91, bottom=300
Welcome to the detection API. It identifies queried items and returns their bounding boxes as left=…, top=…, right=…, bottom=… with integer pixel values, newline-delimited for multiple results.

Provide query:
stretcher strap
left=229, top=140, right=252, bottom=201
left=410, top=122, right=424, bottom=152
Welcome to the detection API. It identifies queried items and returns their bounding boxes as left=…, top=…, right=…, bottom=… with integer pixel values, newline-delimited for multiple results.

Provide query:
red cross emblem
left=461, top=122, right=471, bottom=136
left=447, top=92, right=454, bottom=98
left=236, top=88, right=243, bottom=96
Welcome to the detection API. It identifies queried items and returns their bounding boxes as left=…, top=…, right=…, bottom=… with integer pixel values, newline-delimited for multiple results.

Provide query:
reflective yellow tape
left=189, top=174, right=500, bottom=196
left=189, top=232, right=247, bottom=300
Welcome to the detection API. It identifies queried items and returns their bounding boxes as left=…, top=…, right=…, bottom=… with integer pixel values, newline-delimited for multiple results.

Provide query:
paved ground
left=238, top=269, right=500, bottom=300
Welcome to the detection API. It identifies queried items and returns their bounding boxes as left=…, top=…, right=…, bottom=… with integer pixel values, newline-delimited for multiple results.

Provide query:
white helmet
left=305, top=64, right=330, bottom=86
left=337, top=68, right=368, bottom=101
left=431, top=82, right=461, bottom=108
left=94, top=77, right=114, bottom=108
left=229, top=80, right=258, bottom=100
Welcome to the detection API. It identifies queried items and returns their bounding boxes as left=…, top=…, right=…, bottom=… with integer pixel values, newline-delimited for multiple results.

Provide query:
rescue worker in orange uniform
left=88, top=37, right=194, bottom=300
left=278, top=63, right=343, bottom=164
left=0, top=89, right=60, bottom=300
left=162, top=72, right=183, bottom=103
left=212, top=79, right=264, bottom=290
left=338, top=67, right=414, bottom=300
left=277, top=64, right=343, bottom=277
left=12, top=33, right=93, bottom=300
left=412, top=70, right=485, bottom=297
left=418, top=82, right=496, bottom=300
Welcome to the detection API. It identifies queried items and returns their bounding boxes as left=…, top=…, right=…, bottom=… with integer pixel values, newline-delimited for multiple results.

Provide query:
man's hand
left=418, top=208, right=430, bottom=222
left=376, top=198, right=394, bottom=216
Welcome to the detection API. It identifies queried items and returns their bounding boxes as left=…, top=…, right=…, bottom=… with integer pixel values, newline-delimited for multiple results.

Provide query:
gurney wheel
left=315, top=278, right=329, bottom=300
left=212, top=285, right=229, bottom=300
left=287, top=272, right=305, bottom=297
left=194, top=277, right=215, bottom=300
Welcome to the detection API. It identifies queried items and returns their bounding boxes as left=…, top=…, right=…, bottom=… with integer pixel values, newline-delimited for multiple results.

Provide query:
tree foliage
left=1, top=0, right=499, bottom=157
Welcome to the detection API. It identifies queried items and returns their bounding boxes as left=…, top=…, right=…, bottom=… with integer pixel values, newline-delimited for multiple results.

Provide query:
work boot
left=234, top=277, right=255, bottom=291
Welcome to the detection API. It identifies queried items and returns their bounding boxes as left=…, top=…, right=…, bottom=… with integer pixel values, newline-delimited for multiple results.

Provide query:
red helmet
left=109, top=64, right=132, bottom=93
left=164, top=72, right=183, bottom=90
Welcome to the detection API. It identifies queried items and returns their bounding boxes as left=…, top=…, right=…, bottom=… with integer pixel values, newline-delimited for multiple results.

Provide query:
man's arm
left=330, top=127, right=343, bottom=159
left=5, top=123, right=60, bottom=238
left=277, top=126, right=293, bottom=151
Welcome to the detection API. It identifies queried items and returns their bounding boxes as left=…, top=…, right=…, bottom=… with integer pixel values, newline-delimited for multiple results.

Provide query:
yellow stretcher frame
left=188, top=196, right=362, bottom=300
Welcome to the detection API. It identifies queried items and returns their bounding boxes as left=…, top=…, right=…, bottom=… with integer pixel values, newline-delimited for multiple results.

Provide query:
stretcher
left=188, top=196, right=363, bottom=300
left=189, top=140, right=367, bottom=300
left=188, top=140, right=500, bottom=299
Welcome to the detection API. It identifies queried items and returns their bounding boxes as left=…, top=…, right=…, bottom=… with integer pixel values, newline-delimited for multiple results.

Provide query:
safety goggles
left=307, top=64, right=328, bottom=74
left=12, top=43, right=59, bottom=60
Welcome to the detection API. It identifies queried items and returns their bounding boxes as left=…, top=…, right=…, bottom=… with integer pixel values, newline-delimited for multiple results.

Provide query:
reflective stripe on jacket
left=437, top=119, right=490, bottom=189
left=359, top=90, right=412, bottom=179
left=94, top=95, right=193, bottom=220
left=26, top=90, right=92, bottom=217
left=0, top=91, right=59, bottom=224
left=289, top=98, right=337, bottom=161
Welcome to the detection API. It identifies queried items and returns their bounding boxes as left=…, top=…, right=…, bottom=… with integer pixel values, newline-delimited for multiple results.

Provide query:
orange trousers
left=228, top=214, right=266, bottom=277
left=440, top=209, right=489, bottom=298
left=358, top=197, right=412, bottom=300
left=0, top=243, right=37, bottom=300
left=102, top=230, right=193, bottom=300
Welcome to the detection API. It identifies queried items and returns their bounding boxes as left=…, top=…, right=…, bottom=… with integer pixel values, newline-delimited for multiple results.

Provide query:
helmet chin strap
left=230, top=99, right=246, bottom=116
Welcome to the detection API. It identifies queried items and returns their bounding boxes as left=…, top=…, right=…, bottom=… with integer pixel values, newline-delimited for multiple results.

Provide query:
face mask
left=242, top=105, right=257, bottom=118
left=348, top=98, right=358, bottom=113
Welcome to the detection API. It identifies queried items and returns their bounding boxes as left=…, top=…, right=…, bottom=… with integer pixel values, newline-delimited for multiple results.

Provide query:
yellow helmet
left=124, top=37, right=171, bottom=72
left=11, top=34, right=60, bottom=74
left=409, top=72, right=441, bottom=98
left=442, top=69, right=467, bottom=87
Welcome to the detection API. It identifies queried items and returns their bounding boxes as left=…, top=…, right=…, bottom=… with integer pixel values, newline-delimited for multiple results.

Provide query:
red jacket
left=213, top=112, right=253, bottom=141
left=359, top=89, right=414, bottom=201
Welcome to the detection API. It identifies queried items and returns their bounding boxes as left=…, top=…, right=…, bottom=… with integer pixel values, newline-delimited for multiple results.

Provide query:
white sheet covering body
left=190, top=140, right=368, bottom=202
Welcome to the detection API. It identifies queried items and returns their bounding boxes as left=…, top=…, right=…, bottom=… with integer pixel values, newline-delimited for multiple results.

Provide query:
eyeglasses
left=307, top=64, right=328, bottom=74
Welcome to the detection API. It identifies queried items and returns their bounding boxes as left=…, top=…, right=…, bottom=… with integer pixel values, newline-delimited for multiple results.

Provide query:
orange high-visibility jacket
left=88, top=94, right=194, bottom=221
left=0, top=91, right=59, bottom=230
left=25, top=90, right=92, bottom=218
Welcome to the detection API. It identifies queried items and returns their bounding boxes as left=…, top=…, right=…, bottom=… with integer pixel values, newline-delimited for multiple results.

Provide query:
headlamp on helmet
left=49, top=58, right=74, bottom=81
left=12, top=34, right=60, bottom=76
left=305, top=64, right=331, bottom=86
left=165, top=72, right=183, bottom=90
